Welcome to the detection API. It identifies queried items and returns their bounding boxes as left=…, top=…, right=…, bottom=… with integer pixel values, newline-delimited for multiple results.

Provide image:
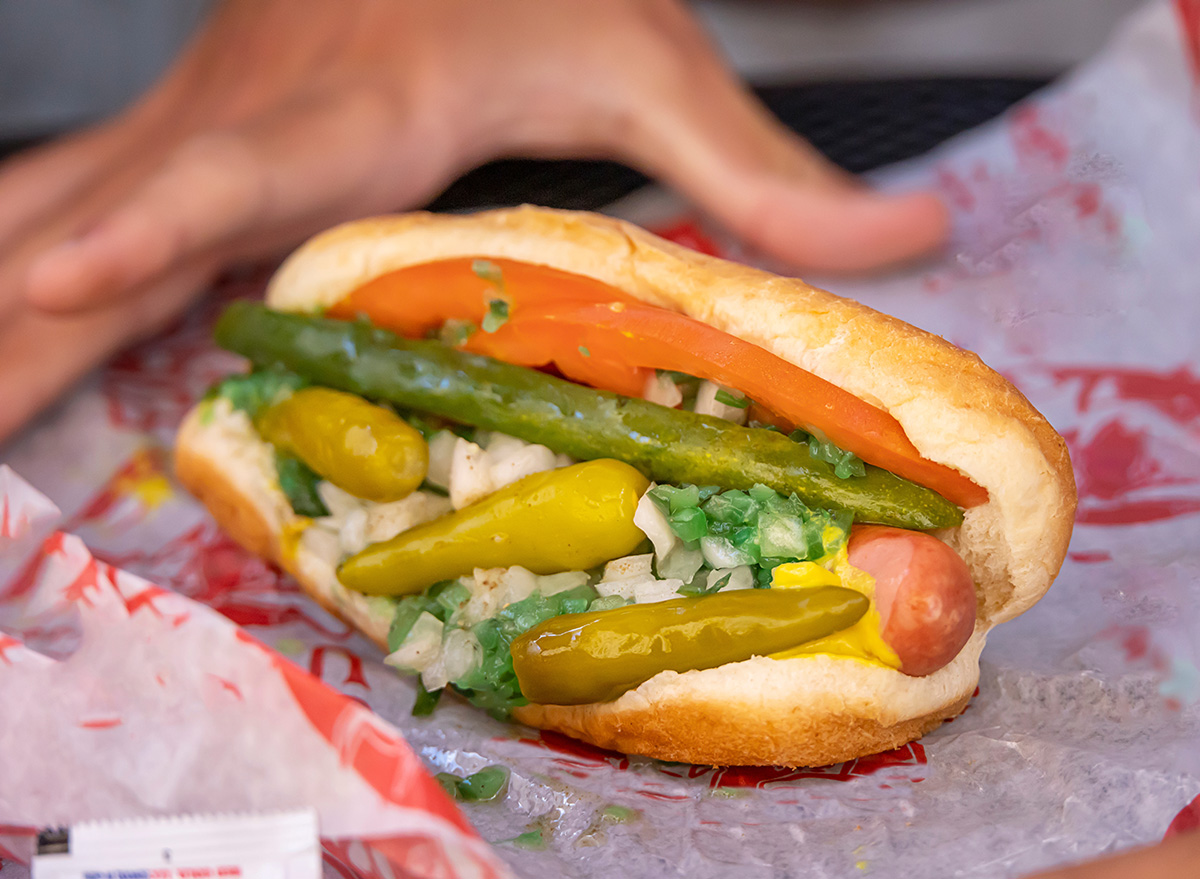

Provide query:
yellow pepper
left=337, top=459, right=650, bottom=595
left=258, top=387, right=427, bottom=502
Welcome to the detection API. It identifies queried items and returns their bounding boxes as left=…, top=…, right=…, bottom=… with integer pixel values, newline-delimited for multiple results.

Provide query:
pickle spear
left=215, top=303, right=962, bottom=529
left=511, top=586, right=870, bottom=705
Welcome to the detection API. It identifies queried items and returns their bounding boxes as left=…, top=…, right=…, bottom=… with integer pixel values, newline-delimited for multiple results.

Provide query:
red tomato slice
left=326, top=256, right=651, bottom=395
left=467, top=303, right=987, bottom=508
left=327, top=258, right=987, bottom=508
left=326, top=257, right=641, bottom=337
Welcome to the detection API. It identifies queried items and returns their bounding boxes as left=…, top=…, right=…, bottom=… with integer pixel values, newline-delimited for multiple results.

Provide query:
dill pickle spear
left=258, top=386, right=427, bottom=502
left=215, top=303, right=962, bottom=529
left=511, top=586, right=870, bottom=704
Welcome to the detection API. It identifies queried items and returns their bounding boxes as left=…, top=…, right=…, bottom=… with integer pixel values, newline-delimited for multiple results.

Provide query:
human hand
left=1025, top=830, right=1200, bottom=878
left=0, top=0, right=948, bottom=442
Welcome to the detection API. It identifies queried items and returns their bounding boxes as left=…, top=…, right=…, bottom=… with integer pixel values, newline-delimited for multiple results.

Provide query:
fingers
left=0, top=147, right=171, bottom=329
left=595, top=3, right=949, bottom=273
left=0, top=122, right=164, bottom=328
left=0, top=0, right=354, bottom=317
left=639, top=85, right=948, bottom=273
left=0, top=263, right=212, bottom=444
left=0, top=124, right=130, bottom=250
left=22, top=85, right=417, bottom=315
left=22, top=132, right=269, bottom=313
left=0, top=66, right=191, bottom=258
left=1025, top=831, right=1200, bottom=879
left=729, top=178, right=951, bottom=274
left=11, top=0, right=949, bottom=327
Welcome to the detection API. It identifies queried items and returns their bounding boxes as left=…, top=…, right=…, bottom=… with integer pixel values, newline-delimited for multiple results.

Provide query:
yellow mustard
left=279, top=518, right=312, bottom=567
left=768, top=543, right=900, bottom=670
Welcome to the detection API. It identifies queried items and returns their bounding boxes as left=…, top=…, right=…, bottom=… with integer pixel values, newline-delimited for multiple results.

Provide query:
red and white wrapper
left=0, top=462, right=510, bottom=879
left=4, top=2, right=1200, bottom=877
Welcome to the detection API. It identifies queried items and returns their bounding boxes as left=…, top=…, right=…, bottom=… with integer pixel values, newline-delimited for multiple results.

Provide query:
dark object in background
left=35, top=827, right=69, bottom=855
left=0, top=78, right=1049, bottom=212
left=427, top=77, right=1049, bottom=212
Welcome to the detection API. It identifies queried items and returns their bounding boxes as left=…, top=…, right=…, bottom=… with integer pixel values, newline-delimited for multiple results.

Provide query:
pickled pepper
left=339, top=460, right=650, bottom=595
left=511, top=586, right=870, bottom=704
left=257, top=386, right=428, bottom=502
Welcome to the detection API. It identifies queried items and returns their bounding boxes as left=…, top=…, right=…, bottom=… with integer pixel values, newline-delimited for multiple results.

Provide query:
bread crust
left=176, top=404, right=392, bottom=651
left=512, top=686, right=973, bottom=768
left=179, top=206, right=1077, bottom=766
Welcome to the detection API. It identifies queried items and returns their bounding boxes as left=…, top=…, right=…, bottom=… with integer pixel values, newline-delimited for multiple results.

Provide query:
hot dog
left=175, top=206, right=1077, bottom=766
left=847, top=526, right=977, bottom=676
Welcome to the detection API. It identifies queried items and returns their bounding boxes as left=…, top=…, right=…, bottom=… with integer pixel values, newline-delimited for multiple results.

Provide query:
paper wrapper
left=4, top=2, right=1200, bottom=876
left=0, top=463, right=512, bottom=879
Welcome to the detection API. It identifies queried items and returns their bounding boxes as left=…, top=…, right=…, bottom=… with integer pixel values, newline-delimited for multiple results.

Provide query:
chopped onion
left=643, top=371, right=684, bottom=408
left=595, top=578, right=637, bottom=601
left=385, top=611, right=443, bottom=672
left=460, top=568, right=505, bottom=627
left=420, top=654, right=449, bottom=692
left=706, top=565, right=754, bottom=592
left=299, top=523, right=341, bottom=568
left=657, top=545, right=705, bottom=582
left=483, top=432, right=527, bottom=456
left=601, top=553, right=655, bottom=583
left=634, top=488, right=678, bottom=559
left=499, top=565, right=539, bottom=606
left=442, top=628, right=483, bottom=683
left=316, top=480, right=364, bottom=522
left=449, top=438, right=494, bottom=509
left=631, top=578, right=685, bottom=604
left=364, top=491, right=453, bottom=545
left=488, top=442, right=558, bottom=490
left=694, top=381, right=748, bottom=424
left=338, top=508, right=369, bottom=557
left=700, top=535, right=757, bottom=569
left=425, top=430, right=459, bottom=490
left=538, top=571, right=591, bottom=596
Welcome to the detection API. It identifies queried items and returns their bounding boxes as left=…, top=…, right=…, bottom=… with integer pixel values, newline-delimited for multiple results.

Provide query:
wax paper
left=4, top=2, right=1200, bottom=876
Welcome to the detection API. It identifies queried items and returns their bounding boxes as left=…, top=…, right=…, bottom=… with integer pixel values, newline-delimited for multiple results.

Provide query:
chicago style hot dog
left=175, top=206, right=1076, bottom=766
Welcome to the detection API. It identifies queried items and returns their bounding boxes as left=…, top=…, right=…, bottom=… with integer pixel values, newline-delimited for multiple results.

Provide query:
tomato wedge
left=326, top=256, right=651, bottom=394
left=467, top=303, right=987, bottom=508
left=327, top=258, right=987, bottom=508
left=326, top=257, right=641, bottom=337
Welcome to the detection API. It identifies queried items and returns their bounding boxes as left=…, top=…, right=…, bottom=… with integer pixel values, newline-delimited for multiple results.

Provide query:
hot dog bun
left=176, top=206, right=1076, bottom=766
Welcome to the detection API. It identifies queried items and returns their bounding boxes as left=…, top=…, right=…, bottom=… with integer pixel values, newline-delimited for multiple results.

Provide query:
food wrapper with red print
left=0, top=465, right=512, bottom=879
left=4, top=2, right=1200, bottom=877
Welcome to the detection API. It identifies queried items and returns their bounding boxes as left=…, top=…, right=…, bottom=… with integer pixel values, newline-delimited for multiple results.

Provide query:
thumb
left=613, top=27, right=948, bottom=273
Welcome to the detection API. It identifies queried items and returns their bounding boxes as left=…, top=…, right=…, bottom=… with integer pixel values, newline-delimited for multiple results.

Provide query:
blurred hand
left=1025, top=831, right=1200, bottom=879
left=0, top=0, right=947, bottom=442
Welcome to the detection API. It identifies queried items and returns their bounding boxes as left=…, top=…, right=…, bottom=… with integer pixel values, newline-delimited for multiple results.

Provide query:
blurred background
left=0, top=0, right=1149, bottom=207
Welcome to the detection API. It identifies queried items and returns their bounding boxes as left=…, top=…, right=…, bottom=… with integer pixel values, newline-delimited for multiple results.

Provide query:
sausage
left=847, top=525, right=976, bottom=676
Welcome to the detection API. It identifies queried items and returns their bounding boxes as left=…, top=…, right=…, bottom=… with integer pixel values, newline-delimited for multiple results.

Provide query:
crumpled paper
left=3, top=1, right=1200, bottom=877
left=0, top=463, right=511, bottom=879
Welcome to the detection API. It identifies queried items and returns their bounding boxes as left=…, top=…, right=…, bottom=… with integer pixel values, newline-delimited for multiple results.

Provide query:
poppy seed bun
left=176, top=206, right=1076, bottom=766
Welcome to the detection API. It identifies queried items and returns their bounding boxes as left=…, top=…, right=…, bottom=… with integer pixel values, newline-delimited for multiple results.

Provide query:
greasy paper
left=3, top=2, right=1200, bottom=877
